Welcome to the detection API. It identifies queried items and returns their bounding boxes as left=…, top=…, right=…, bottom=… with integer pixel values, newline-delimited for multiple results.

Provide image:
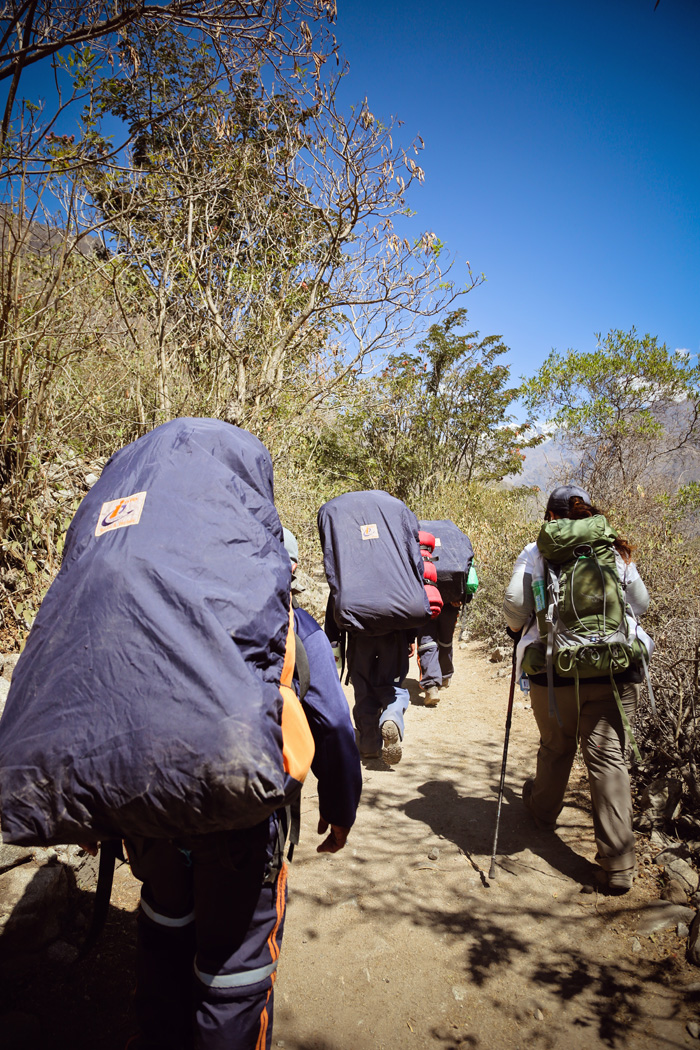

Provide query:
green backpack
left=522, top=515, right=651, bottom=753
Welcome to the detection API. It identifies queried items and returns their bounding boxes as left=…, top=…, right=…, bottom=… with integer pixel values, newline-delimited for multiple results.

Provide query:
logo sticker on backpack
left=360, top=523, right=379, bottom=540
left=95, top=491, right=147, bottom=536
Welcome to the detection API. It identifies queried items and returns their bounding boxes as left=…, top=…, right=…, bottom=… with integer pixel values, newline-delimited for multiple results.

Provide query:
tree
left=0, top=0, right=337, bottom=601
left=312, top=309, right=541, bottom=502
left=520, top=328, right=700, bottom=501
left=0, top=1, right=336, bottom=477
left=0, top=0, right=336, bottom=149
left=81, top=32, right=472, bottom=427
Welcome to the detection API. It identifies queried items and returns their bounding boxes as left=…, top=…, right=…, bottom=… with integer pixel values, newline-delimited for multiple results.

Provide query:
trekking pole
left=488, top=641, right=518, bottom=880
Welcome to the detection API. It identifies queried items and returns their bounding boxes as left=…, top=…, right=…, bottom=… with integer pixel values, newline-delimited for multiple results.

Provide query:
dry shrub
left=633, top=617, right=700, bottom=823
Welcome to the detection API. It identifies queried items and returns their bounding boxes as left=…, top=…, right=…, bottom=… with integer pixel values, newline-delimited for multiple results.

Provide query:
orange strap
left=280, top=607, right=314, bottom=783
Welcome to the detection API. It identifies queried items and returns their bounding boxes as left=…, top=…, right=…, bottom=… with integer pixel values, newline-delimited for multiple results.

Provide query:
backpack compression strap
left=75, top=838, right=123, bottom=961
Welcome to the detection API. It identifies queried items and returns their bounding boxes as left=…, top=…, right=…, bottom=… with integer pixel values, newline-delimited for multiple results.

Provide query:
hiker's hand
left=79, top=842, right=98, bottom=857
left=408, top=642, right=415, bottom=658
left=316, top=818, right=350, bottom=854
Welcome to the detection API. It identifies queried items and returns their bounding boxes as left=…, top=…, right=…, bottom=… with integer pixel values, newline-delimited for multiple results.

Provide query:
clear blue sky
left=333, top=0, right=700, bottom=381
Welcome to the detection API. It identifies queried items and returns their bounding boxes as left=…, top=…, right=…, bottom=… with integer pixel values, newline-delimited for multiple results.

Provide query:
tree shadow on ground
left=289, top=739, right=684, bottom=1050
left=403, top=778, right=598, bottom=886
left=0, top=869, right=138, bottom=1050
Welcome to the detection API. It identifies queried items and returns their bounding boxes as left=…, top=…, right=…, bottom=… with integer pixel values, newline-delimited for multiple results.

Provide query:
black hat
left=545, top=484, right=591, bottom=516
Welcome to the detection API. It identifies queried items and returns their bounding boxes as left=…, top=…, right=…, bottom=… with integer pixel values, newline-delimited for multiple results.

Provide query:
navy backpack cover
left=318, top=491, right=431, bottom=635
left=0, top=418, right=311, bottom=846
left=419, top=519, right=474, bottom=603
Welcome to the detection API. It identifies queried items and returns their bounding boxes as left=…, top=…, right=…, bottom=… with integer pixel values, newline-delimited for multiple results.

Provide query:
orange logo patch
left=95, top=491, right=147, bottom=536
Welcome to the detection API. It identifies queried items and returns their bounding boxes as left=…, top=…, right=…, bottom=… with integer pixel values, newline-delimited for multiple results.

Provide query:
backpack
left=318, top=490, right=437, bottom=636
left=0, top=418, right=314, bottom=848
left=521, top=514, right=652, bottom=750
left=419, top=519, right=476, bottom=604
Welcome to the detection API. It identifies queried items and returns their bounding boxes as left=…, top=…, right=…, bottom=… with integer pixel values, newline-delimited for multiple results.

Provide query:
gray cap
left=545, top=484, right=591, bottom=516
left=282, top=527, right=299, bottom=565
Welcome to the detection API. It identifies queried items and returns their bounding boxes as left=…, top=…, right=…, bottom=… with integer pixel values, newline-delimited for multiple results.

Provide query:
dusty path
left=2, top=642, right=698, bottom=1049
left=274, top=642, right=696, bottom=1050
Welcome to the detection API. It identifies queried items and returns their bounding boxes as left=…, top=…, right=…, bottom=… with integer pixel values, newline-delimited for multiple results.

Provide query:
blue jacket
left=294, top=607, right=361, bottom=829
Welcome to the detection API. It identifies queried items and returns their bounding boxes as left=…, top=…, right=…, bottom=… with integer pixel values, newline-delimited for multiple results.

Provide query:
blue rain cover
left=0, top=418, right=294, bottom=845
left=318, top=491, right=430, bottom=635
left=419, top=520, right=474, bottom=603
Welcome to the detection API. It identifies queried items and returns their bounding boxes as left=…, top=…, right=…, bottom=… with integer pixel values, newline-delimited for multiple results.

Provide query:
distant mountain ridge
left=505, top=416, right=700, bottom=496
left=503, top=429, right=578, bottom=493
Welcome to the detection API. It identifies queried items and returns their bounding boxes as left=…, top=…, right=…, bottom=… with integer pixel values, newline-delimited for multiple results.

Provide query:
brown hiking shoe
left=381, top=720, right=402, bottom=764
left=522, top=777, right=556, bottom=831
left=607, top=868, right=636, bottom=894
left=424, top=685, right=440, bottom=707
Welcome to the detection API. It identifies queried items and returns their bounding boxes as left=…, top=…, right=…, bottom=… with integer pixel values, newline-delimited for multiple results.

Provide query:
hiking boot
left=439, top=677, right=451, bottom=690
left=360, top=749, right=382, bottom=760
left=522, top=777, right=555, bottom=832
left=424, top=685, right=440, bottom=707
left=606, top=868, right=636, bottom=894
left=381, top=720, right=402, bottom=765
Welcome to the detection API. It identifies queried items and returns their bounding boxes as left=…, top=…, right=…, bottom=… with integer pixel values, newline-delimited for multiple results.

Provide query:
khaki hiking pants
left=528, top=680, right=640, bottom=872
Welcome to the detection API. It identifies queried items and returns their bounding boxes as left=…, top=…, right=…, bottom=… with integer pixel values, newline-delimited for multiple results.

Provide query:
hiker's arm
left=503, top=545, right=535, bottom=632
left=625, top=573, right=649, bottom=618
left=294, top=610, right=362, bottom=840
left=617, top=554, right=650, bottom=618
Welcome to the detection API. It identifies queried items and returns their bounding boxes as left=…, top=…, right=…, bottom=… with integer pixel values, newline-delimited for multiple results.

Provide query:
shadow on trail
left=403, top=777, right=597, bottom=886
left=291, top=738, right=686, bottom=1050
left=0, top=875, right=137, bottom=1050
left=406, top=674, right=424, bottom=705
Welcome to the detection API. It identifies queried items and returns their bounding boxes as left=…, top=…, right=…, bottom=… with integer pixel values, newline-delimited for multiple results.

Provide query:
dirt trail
left=275, top=642, right=696, bottom=1050
left=2, top=642, right=697, bottom=1050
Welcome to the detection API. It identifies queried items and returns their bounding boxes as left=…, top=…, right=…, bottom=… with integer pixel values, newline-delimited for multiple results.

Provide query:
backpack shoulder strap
left=544, top=560, right=563, bottom=727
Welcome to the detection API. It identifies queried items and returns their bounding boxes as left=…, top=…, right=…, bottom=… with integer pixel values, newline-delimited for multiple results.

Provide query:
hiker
left=503, top=484, right=651, bottom=894
left=0, top=418, right=361, bottom=1050
left=415, top=522, right=477, bottom=706
left=318, top=491, right=439, bottom=766
left=325, top=598, right=414, bottom=764
left=123, top=529, right=362, bottom=1050
left=415, top=600, right=462, bottom=704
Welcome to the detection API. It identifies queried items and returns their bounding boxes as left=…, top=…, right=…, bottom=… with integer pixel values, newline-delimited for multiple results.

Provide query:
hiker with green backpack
left=503, top=485, right=653, bottom=894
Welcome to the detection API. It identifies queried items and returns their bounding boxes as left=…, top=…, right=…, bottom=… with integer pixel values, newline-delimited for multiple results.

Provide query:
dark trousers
left=417, top=603, right=460, bottom=688
left=348, top=631, right=410, bottom=752
left=125, top=813, right=286, bottom=1050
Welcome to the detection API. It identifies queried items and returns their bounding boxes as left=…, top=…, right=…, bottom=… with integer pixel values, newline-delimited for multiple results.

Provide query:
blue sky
left=333, top=0, right=700, bottom=382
